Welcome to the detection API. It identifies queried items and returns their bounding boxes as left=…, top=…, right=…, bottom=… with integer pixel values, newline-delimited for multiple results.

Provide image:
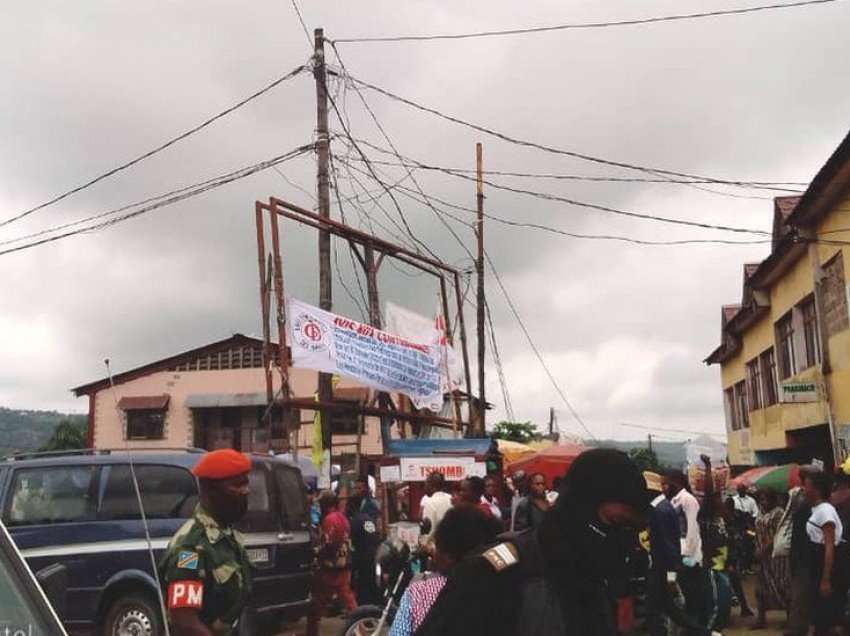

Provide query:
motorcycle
left=340, top=520, right=431, bottom=636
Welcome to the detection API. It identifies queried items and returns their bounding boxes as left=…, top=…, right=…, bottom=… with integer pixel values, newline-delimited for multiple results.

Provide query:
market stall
left=504, top=443, right=585, bottom=487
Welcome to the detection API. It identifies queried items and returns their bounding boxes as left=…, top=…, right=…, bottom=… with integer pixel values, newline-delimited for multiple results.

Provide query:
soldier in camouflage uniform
left=159, top=449, right=252, bottom=636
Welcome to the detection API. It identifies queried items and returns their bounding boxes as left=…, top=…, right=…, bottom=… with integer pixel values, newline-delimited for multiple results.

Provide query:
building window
left=746, top=358, right=762, bottom=411
left=330, top=402, right=364, bottom=435
left=734, top=381, right=749, bottom=429
left=126, top=410, right=165, bottom=440
left=801, top=296, right=821, bottom=369
left=724, top=387, right=738, bottom=431
left=760, top=347, right=779, bottom=407
left=776, top=312, right=796, bottom=379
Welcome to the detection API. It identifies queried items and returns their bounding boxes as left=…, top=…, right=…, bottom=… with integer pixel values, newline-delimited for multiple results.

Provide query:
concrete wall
left=90, top=366, right=386, bottom=455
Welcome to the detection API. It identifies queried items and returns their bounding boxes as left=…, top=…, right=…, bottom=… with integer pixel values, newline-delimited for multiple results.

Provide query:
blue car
left=0, top=449, right=313, bottom=635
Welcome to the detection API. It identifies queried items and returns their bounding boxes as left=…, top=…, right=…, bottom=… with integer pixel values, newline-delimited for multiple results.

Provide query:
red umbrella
left=506, top=444, right=585, bottom=488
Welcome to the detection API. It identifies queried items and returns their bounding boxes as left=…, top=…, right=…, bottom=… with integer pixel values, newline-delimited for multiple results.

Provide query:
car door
left=3, top=463, right=104, bottom=627
left=270, top=462, right=313, bottom=609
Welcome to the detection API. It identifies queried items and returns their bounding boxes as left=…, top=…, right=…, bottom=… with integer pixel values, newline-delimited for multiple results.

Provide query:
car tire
left=101, top=592, right=163, bottom=636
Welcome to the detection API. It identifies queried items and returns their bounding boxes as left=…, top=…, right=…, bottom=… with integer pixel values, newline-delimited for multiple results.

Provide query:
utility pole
left=648, top=433, right=653, bottom=454
left=476, top=142, right=486, bottom=437
left=548, top=407, right=555, bottom=437
left=314, top=28, right=333, bottom=485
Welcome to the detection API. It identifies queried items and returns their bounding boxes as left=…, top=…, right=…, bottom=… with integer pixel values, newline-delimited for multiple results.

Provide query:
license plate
left=247, top=548, right=270, bottom=564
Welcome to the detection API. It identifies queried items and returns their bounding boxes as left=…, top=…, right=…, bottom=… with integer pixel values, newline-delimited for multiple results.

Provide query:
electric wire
left=1, top=64, right=308, bottom=228
left=337, top=156, right=806, bottom=190
left=335, top=152, right=772, bottom=245
left=333, top=0, right=840, bottom=43
left=0, top=145, right=314, bottom=257
left=321, top=68, right=442, bottom=261
left=339, top=71, right=808, bottom=192
left=340, top=139, right=771, bottom=235
left=484, top=249, right=596, bottom=440
left=484, top=296, right=515, bottom=422
left=330, top=42, right=478, bottom=263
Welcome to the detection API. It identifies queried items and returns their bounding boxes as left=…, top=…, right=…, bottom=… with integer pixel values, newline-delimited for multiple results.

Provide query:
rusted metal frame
left=255, top=204, right=274, bottom=412
left=440, top=275, right=463, bottom=432
left=269, top=205, right=444, bottom=278
left=268, top=206, right=293, bottom=450
left=280, top=397, right=457, bottom=428
left=453, top=270, right=474, bottom=417
left=268, top=197, right=458, bottom=276
left=257, top=197, right=473, bottom=434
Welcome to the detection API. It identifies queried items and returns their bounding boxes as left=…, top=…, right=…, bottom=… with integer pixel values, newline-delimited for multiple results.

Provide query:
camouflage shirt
left=158, top=506, right=252, bottom=635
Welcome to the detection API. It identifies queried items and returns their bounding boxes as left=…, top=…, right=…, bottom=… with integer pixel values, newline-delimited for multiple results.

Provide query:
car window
left=5, top=466, right=98, bottom=526
left=274, top=466, right=308, bottom=530
left=0, top=524, right=62, bottom=634
left=100, top=464, right=198, bottom=521
left=235, top=465, right=278, bottom=533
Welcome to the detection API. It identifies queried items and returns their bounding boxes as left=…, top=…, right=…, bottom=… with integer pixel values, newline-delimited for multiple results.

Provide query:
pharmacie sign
left=781, top=381, right=818, bottom=403
left=398, top=457, right=486, bottom=482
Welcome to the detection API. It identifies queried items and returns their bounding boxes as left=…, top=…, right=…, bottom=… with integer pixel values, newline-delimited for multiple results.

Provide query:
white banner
left=288, top=298, right=443, bottom=411
left=385, top=301, right=464, bottom=392
left=399, top=456, right=485, bottom=481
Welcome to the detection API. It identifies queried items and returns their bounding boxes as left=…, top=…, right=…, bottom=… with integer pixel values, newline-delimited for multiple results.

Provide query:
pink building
left=72, top=334, right=387, bottom=458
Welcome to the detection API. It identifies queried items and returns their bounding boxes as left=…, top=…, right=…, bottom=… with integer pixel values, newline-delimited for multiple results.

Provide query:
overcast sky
left=1, top=0, right=848, bottom=442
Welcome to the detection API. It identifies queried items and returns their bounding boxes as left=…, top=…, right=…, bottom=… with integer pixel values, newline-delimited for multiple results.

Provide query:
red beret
left=192, top=449, right=251, bottom=480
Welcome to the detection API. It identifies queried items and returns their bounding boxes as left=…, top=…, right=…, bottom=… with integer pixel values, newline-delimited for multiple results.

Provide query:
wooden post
left=314, top=28, right=334, bottom=483
left=255, top=205, right=273, bottom=407
left=475, top=142, right=486, bottom=437
left=440, top=277, right=463, bottom=432
left=453, top=270, right=474, bottom=435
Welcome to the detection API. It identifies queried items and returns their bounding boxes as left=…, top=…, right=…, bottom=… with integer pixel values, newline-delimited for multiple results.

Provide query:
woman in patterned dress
left=752, top=489, right=790, bottom=629
left=389, top=504, right=497, bottom=636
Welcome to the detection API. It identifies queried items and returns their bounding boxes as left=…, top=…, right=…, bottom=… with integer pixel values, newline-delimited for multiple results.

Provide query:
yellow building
left=706, top=130, right=850, bottom=467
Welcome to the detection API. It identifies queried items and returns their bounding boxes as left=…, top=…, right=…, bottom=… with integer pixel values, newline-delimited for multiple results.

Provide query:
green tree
left=628, top=447, right=661, bottom=473
left=41, top=420, right=86, bottom=452
left=492, top=421, right=537, bottom=444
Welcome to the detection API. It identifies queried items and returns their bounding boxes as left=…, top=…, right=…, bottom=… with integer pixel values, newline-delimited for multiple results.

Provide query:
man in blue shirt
left=646, top=474, right=715, bottom=636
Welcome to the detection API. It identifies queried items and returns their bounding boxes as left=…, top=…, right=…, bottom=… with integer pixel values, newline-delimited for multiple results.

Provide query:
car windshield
left=0, top=524, right=65, bottom=634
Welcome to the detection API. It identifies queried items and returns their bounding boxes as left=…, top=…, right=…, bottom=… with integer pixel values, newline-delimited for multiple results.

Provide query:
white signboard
left=288, top=298, right=443, bottom=411
left=379, top=464, right=402, bottom=483
left=781, top=381, right=818, bottom=403
left=399, top=457, right=485, bottom=481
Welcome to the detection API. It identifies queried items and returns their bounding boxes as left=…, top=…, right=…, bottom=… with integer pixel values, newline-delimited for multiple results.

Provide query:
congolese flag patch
left=177, top=551, right=199, bottom=570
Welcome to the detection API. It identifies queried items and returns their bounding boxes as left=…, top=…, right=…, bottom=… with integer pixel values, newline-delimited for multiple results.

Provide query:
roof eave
left=787, top=129, right=850, bottom=228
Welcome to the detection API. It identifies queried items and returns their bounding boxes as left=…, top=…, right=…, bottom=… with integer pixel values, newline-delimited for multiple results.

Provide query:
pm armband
left=167, top=581, right=204, bottom=609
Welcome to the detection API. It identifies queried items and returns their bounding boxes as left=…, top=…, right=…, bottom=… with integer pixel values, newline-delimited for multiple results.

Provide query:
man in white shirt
left=663, top=470, right=707, bottom=627
left=419, top=471, right=453, bottom=547
left=733, top=484, right=760, bottom=519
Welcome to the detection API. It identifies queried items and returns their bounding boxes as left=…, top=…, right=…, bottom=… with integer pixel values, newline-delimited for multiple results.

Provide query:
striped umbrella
left=728, top=464, right=801, bottom=493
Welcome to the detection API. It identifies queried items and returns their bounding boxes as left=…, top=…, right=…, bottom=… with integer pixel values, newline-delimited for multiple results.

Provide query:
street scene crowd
left=271, top=451, right=850, bottom=636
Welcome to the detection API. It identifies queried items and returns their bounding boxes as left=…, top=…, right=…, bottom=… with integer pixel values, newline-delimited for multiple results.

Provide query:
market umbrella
left=505, top=443, right=585, bottom=487
left=497, top=439, right=536, bottom=465
left=728, top=464, right=801, bottom=494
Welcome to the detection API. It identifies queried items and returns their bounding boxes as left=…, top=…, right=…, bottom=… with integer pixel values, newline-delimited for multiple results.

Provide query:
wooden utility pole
left=548, top=407, right=555, bottom=437
left=475, top=142, right=486, bottom=437
left=648, top=433, right=654, bottom=454
left=314, top=28, right=334, bottom=481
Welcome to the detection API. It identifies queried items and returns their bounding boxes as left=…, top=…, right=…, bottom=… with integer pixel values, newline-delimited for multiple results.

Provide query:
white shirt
left=807, top=502, right=843, bottom=545
left=481, top=496, right=502, bottom=519
left=671, top=489, right=703, bottom=565
left=420, top=491, right=453, bottom=542
left=733, top=494, right=760, bottom=519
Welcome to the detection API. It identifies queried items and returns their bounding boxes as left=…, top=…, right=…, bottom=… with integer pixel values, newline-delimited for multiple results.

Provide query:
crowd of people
left=301, top=452, right=850, bottom=636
